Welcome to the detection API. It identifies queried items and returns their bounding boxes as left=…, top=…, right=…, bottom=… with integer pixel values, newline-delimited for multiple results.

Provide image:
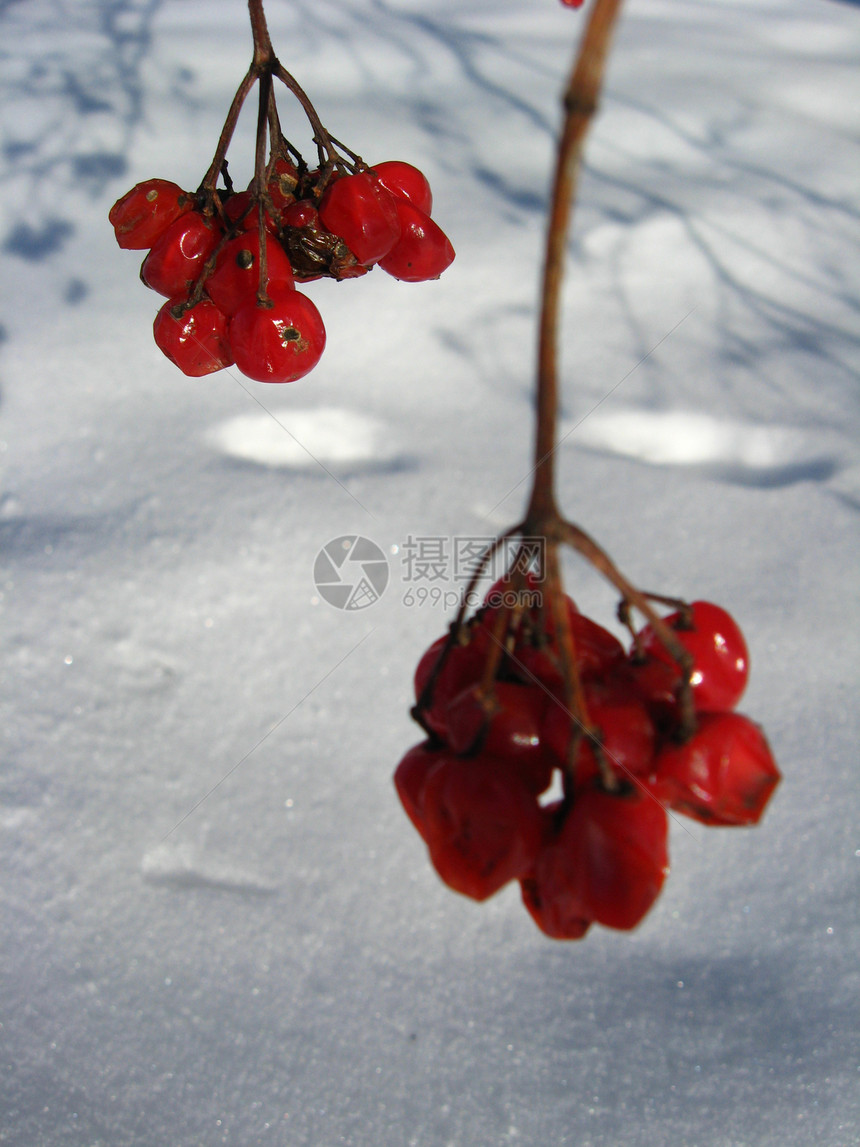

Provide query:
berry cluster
left=394, top=578, right=780, bottom=939
left=110, top=158, right=454, bottom=383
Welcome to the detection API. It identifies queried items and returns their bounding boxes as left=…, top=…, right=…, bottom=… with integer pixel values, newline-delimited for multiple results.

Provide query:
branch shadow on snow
left=0, top=0, right=164, bottom=268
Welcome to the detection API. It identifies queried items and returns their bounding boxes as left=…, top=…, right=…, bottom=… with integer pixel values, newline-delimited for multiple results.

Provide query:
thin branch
left=528, top=0, right=625, bottom=522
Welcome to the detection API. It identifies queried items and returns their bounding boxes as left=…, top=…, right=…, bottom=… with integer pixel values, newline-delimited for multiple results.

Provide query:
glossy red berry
left=223, top=189, right=278, bottom=234
left=562, top=784, right=669, bottom=931
left=206, top=232, right=295, bottom=316
left=622, top=656, right=683, bottom=732
left=110, top=179, right=192, bottom=250
left=637, top=601, right=749, bottom=712
left=651, top=712, right=780, bottom=826
left=152, top=297, right=233, bottom=377
left=318, top=171, right=401, bottom=265
left=140, top=211, right=222, bottom=298
left=421, top=752, right=545, bottom=901
left=266, top=157, right=299, bottom=213
left=445, top=681, right=555, bottom=796
left=371, top=160, right=433, bottom=215
left=282, top=200, right=320, bottom=229
left=378, top=200, right=455, bottom=282
left=229, top=282, right=326, bottom=383
left=446, top=681, right=547, bottom=756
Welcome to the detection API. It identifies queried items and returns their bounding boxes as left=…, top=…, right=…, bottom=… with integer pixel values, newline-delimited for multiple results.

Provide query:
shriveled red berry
left=318, top=171, right=400, bottom=265
left=229, top=282, right=325, bottom=383
left=520, top=805, right=592, bottom=940
left=422, top=752, right=545, bottom=901
left=520, top=871, right=592, bottom=940
left=371, top=160, right=433, bottom=215
left=206, top=232, right=295, bottom=316
left=152, top=297, right=233, bottom=377
left=637, top=600, right=749, bottom=712
left=109, top=178, right=192, bottom=250
left=140, top=211, right=222, bottom=298
left=651, top=711, right=780, bottom=826
left=562, top=784, right=669, bottom=931
left=393, top=741, right=448, bottom=842
left=378, top=200, right=455, bottom=282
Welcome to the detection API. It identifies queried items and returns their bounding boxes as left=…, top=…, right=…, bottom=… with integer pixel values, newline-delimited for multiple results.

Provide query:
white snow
left=2, top=1, right=859, bottom=1144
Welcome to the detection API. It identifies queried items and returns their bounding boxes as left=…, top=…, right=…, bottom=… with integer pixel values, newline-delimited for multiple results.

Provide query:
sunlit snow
left=2, top=1, right=859, bottom=1145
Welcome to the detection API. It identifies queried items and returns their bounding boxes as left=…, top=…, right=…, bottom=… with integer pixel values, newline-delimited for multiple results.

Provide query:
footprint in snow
left=205, top=406, right=407, bottom=473
left=566, top=409, right=841, bottom=488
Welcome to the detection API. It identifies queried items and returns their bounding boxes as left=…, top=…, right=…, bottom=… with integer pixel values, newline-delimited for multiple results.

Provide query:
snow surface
left=2, top=0, right=859, bottom=1143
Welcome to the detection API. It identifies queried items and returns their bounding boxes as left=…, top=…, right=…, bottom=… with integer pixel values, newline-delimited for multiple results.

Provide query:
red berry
left=561, top=784, right=669, bottom=931
left=152, top=297, right=233, bottom=377
left=637, top=601, right=749, bottom=712
left=393, top=741, right=448, bottom=842
left=651, top=712, right=780, bottom=826
left=500, top=608, right=625, bottom=690
left=110, top=179, right=192, bottom=250
left=520, top=805, right=592, bottom=940
left=445, top=681, right=555, bottom=795
left=267, top=157, right=299, bottom=213
left=229, top=282, right=326, bottom=383
left=318, top=171, right=401, bottom=265
left=223, top=189, right=278, bottom=233
left=378, top=200, right=455, bottom=282
left=520, top=871, right=592, bottom=940
left=422, top=752, right=545, bottom=901
left=446, top=681, right=547, bottom=756
left=413, top=630, right=490, bottom=739
left=140, top=211, right=222, bottom=298
left=543, top=680, right=655, bottom=786
left=622, top=656, right=682, bottom=732
left=371, top=160, right=433, bottom=215
left=282, top=200, right=320, bottom=229
left=206, top=232, right=295, bottom=316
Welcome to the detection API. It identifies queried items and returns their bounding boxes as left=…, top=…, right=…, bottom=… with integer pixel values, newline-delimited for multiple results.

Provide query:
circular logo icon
left=313, top=535, right=389, bottom=610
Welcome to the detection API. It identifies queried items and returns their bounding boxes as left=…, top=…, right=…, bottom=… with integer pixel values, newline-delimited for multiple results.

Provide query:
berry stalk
left=529, top=0, right=625, bottom=525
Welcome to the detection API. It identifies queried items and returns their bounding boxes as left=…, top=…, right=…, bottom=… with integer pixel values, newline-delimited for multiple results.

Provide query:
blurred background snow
left=1, top=1, right=859, bottom=1144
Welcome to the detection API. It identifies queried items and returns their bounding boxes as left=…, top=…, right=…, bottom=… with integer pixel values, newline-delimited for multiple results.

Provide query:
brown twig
left=527, top=0, right=624, bottom=525
left=411, top=0, right=698, bottom=780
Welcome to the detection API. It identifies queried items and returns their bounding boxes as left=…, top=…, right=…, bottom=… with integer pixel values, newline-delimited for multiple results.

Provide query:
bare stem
left=253, top=71, right=273, bottom=304
left=527, top=0, right=625, bottom=523
left=248, top=0, right=274, bottom=66
left=199, top=65, right=259, bottom=193
left=273, top=62, right=337, bottom=169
